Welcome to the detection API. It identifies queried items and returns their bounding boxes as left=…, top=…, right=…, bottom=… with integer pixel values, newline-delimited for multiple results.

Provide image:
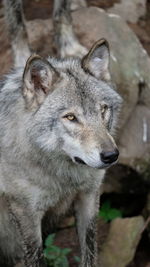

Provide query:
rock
left=99, top=216, right=145, bottom=267
left=119, top=105, right=150, bottom=166
left=26, top=19, right=56, bottom=57
left=108, top=0, right=146, bottom=23
left=87, top=0, right=120, bottom=10
left=71, top=0, right=87, bottom=11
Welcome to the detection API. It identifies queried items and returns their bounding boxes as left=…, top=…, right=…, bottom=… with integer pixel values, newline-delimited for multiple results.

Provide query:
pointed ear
left=23, top=55, right=59, bottom=109
left=82, top=39, right=110, bottom=81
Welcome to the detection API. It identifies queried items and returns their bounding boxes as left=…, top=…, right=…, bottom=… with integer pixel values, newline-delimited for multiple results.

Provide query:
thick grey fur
left=2, top=1, right=122, bottom=267
left=0, top=47, right=122, bottom=266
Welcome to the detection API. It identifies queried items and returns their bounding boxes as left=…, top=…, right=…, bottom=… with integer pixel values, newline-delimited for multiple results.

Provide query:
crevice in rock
left=137, top=80, right=146, bottom=105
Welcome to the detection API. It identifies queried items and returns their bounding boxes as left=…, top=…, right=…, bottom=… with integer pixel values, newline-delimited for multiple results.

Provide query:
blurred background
left=0, top=0, right=150, bottom=267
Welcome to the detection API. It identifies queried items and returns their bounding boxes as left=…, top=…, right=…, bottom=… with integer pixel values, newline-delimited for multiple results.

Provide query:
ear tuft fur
left=82, top=39, right=110, bottom=81
left=23, top=55, right=59, bottom=109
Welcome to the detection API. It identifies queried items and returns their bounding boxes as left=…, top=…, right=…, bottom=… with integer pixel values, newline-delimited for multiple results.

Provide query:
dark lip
left=74, top=157, right=87, bottom=165
left=97, top=164, right=110, bottom=169
left=73, top=157, right=118, bottom=169
left=98, top=159, right=118, bottom=169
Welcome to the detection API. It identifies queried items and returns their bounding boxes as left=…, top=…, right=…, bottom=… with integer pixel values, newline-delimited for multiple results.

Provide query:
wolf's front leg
left=75, top=190, right=99, bottom=267
left=6, top=198, right=46, bottom=267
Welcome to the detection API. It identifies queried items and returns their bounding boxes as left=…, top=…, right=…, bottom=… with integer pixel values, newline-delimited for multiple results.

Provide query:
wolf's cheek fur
left=61, top=135, right=101, bottom=168
left=60, top=126, right=116, bottom=169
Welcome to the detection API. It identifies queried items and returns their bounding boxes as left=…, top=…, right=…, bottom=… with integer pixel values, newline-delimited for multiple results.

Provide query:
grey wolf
left=0, top=1, right=122, bottom=267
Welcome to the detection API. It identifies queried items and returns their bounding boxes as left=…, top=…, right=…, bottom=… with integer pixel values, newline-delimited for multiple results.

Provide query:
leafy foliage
left=98, top=200, right=123, bottom=222
left=74, top=256, right=80, bottom=263
left=44, top=234, right=71, bottom=267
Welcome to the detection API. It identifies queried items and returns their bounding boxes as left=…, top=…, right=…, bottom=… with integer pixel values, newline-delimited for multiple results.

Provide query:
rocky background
left=0, top=0, right=150, bottom=267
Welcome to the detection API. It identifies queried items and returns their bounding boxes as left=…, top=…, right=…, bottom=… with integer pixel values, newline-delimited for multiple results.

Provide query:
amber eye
left=64, top=114, right=78, bottom=122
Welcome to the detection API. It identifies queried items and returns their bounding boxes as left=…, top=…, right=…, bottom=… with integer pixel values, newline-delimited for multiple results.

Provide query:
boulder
left=71, top=0, right=87, bottom=11
left=119, top=105, right=150, bottom=166
left=108, top=0, right=146, bottom=23
left=99, top=216, right=145, bottom=267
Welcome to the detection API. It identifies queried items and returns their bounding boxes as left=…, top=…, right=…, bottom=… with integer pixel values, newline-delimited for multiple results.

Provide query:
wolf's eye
left=101, top=104, right=108, bottom=119
left=63, top=114, right=78, bottom=122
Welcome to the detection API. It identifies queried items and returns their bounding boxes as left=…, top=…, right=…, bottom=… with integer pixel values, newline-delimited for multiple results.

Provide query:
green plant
left=44, top=234, right=71, bottom=267
left=98, top=200, right=123, bottom=222
left=74, top=256, right=80, bottom=263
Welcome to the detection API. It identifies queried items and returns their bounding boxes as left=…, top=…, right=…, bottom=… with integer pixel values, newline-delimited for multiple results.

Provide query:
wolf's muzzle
left=100, top=149, right=119, bottom=164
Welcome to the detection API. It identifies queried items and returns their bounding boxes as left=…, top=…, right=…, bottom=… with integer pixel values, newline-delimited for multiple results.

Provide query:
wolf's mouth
left=74, top=157, right=86, bottom=165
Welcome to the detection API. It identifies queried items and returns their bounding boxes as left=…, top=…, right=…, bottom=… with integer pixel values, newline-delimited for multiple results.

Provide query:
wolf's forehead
left=65, top=71, right=108, bottom=102
left=49, top=57, right=117, bottom=106
left=62, top=76, right=106, bottom=114
left=49, top=57, right=105, bottom=94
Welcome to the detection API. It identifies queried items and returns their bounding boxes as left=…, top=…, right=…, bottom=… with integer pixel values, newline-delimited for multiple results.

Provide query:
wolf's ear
left=23, top=55, right=59, bottom=109
left=82, top=39, right=110, bottom=81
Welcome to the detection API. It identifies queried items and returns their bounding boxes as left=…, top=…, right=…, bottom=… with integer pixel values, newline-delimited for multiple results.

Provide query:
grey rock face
left=108, top=0, right=146, bottom=23
left=99, top=216, right=145, bottom=267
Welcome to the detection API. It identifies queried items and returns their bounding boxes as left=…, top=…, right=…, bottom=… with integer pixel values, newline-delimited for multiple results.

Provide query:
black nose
left=100, top=149, right=119, bottom=164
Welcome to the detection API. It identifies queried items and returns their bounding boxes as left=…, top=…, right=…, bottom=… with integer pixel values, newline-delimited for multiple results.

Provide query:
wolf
left=0, top=37, right=122, bottom=267
left=1, top=1, right=122, bottom=267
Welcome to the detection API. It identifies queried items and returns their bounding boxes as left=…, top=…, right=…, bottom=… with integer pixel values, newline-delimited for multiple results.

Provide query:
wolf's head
left=23, top=39, right=122, bottom=169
